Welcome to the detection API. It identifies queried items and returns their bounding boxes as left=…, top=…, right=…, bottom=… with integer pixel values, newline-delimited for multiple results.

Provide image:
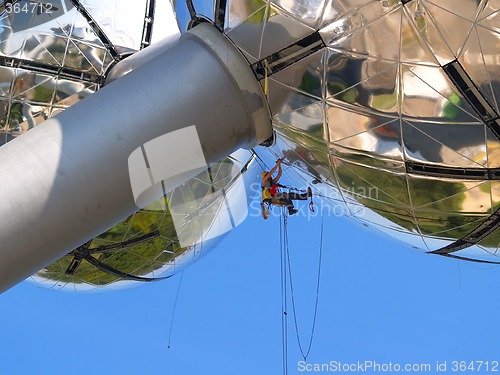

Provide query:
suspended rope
left=167, top=271, right=184, bottom=349
left=279, top=207, right=289, bottom=375
left=280, top=208, right=324, bottom=362
left=251, top=149, right=272, bottom=171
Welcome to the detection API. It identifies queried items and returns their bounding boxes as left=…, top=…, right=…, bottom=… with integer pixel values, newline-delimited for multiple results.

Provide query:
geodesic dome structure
left=212, top=0, right=500, bottom=263
left=1, top=0, right=499, bottom=290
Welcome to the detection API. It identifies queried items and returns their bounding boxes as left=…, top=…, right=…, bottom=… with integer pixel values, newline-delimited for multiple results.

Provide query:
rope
left=167, top=271, right=184, bottom=349
left=251, top=149, right=272, bottom=171
left=279, top=207, right=289, bottom=375
left=281, top=209, right=324, bottom=362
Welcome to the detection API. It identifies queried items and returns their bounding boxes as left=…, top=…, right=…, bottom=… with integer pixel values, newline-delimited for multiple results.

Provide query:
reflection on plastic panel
left=34, top=151, right=258, bottom=290
left=0, top=67, right=14, bottom=97
left=402, top=120, right=487, bottom=168
left=420, top=236, right=455, bottom=252
left=226, top=2, right=267, bottom=59
left=327, top=108, right=403, bottom=161
left=259, top=3, right=314, bottom=58
left=460, top=22, right=500, bottom=114
left=453, top=246, right=500, bottom=263
left=268, top=49, right=324, bottom=99
left=325, top=48, right=398, bottom=110
left=276, top=101, right=323, bottom=134
left=319, top=0, right=401, bottom=45
left=403, top=2, right=455, bottom=65
left=335, top=159, right=411, bottom=206
left=477, top=227, right=500, bottom=253
left=271, top=0, right=327, bottom=28
left=399, top=64, right=482, bottom=122
left=415, top=0, right=477, bottom=59
left=226, top=0, right=267, bottom=30
left=269, top=77, right=321, bottom=117
left=414, top=209, right=489, bottom=239
left=80, top=0, right=146, bottom=51
left=407, top=175, right=490, bottom=212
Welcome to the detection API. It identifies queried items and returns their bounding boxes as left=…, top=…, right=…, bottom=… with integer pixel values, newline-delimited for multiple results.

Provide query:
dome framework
left=0, top=0, right=499, bottom=291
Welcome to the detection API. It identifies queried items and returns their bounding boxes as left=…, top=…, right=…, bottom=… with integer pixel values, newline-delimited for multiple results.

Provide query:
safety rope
left=279, top=207, right=289, bottom=375
left=280, top=208, right=324, bottom=363
left=167, top=271, right=184, bottom=349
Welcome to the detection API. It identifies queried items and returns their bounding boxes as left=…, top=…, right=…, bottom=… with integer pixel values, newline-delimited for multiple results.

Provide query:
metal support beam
left=0, top=23, right=272, bottom=293
left=252, top=32, right=325, bottom=80
left=406, top=162, right=500, bottom=180
left=140, top=0, right=156, bottom=49
left=0, top=55, right=103, bottom=84
left=443, top=60, right=500, bottom=140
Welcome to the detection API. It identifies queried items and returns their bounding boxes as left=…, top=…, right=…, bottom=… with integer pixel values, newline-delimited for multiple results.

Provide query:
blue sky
left=2, top=206, right=500, bottom=374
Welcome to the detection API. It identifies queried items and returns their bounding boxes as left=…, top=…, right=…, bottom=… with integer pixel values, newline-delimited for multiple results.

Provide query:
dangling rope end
left=309, top=199, right=315, bottom=213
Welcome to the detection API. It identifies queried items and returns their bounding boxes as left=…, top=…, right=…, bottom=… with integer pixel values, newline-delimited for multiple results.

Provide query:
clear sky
left=2, top=200, right=500, bottom=374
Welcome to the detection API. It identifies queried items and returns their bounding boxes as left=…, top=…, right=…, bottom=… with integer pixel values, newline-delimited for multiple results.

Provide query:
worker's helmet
left=261, top=172, right=268, bottom=178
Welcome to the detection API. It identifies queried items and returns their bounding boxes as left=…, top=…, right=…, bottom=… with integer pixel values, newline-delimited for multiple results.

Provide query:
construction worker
left=261, top=159, right=312, bottom=216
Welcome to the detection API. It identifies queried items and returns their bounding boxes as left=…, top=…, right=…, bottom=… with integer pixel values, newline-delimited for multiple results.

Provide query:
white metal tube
left=0, top=23, right=272, bottom=293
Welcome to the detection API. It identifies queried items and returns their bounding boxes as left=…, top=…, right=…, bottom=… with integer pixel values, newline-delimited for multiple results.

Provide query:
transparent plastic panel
left=353, top=214, right=428, bottom=250
left=400, top=64, right=483, bottom=122
left=226, top=0, right=267, bottom=30
left=490, top=180, right=500, bottom=212
left=418, top=0, right=476, bottom=58
left=320, top=0, right=401, bottom=45
left=275, top=101, right=324, bottom=139
left=460, top=24, right=500, bottom=114
left=402, top=120, right=487, bottom=168
left=334, top=127, right=404, bottom=161
left=486, top=128, right=500, bottom=168
left=331, top=143, right=405, bottom=171
left=328, top=7, right=402, bottom=62
left=403, top=1, right=455, bottom=64
left=453, top=246, right=500, bottom=263
left=271, top=0, right=327, bottom=28
left=226, top=2, right=267, bottom=59
left=0, top=66, right=14, bottom=97
left=423, top=0, right=482, bottom=23
left=151, top=0, right=180, bottom=44
left=353, top=203, right=419, bottom=233
left=325, top=51, right=401, bottom=117
left=326, top=101, right=397, bottom=141
left=325, top=48, right=399, bottom=112
left=407, top=175, right=491, bottom=213
left=399, top=6, right=440, bottom=66
left=268, top=49, right=324, bottom=99
left=80, top=0, right=147, bottom=52
left=33, top=153, right=258, bottom=290
left=334, top=158, right=411, bottom=206
left=478, top=227, right=500, bottom=254
left=268, top=79, right=321, bottom=117
left=260, top=3, right=315, bottom=58
left=477, top=0, right=500, bottom=22
left=272, top=128, right=333, bottom=185
left=0, top=7, right=114, bottom=74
